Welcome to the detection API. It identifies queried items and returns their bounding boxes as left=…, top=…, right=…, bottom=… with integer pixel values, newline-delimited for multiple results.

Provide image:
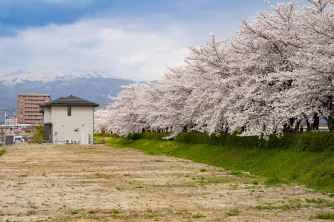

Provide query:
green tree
left=34, top=125, right=46, bottom=143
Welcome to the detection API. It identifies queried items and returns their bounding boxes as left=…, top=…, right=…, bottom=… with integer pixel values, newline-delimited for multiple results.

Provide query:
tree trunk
left=183, top=126, right=187, bottom=132
left=312, top=113, right=320, bottom=130
left=295, top=120, right=302, bottom=132
left=305, top=119, right=312, bottom=132
left=326, top=114, right=334, bottom=131
left=290, top=118, right=295, bottom=133
left=284, top=118, right=295, bottom=133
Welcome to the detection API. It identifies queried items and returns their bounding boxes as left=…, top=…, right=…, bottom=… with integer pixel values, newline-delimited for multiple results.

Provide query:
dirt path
left=0, top=144, right=333, bottom=221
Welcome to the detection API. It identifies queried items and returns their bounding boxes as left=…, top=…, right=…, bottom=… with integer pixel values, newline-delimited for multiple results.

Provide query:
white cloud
left=0, top=18, right=193, bottom=81
left=119, top=55, right=147, bottom=65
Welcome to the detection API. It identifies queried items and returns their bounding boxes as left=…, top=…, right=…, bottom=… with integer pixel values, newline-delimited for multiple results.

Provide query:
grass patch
left=252, top=180, right=259, bottom=185
left=95, top=135, right=334, bottom=192
left=226, top=208, right=241, bottom=216
left=0, top=150, right=5, bottom=156
left=256, top=204, right=276, bottom=210
left=95, top=173, right=111, bottom=179
left=305, top=198, right=326, bottom=204
left=192, top=212, right=206, bottom=218
left=305, top=198, right=334, bottom=207
left=17, top=182, right=27, bottom=185
left=264, top=177, right=281, bottom=185
left=315, top=212, right=334, bottom=220
left=279, top=204, right=291, bottom=211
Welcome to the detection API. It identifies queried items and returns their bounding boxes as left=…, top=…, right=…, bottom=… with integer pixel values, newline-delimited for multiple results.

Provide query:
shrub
left=175, top=131, right=258, bottom=148
left=137, top=131, right=334, bottom=152
left=292, top=132, right=334, bottom=152
left=129, top=133, right=141, bottom=140
left=95, top=130, right=334, bottom=152
left=94, top=133, right=121, bottom=138
left=176, top=132, right=209, bottom=144
left=33, top=124, right=46, bottom=143
left=140, top=132, right=170, bottom=140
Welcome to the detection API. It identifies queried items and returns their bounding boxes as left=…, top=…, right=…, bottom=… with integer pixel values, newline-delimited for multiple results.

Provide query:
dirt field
left=0, top=144, right=333, bottom=222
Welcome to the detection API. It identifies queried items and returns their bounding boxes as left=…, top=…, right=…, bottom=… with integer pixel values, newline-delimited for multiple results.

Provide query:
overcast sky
left=0, top=0, right=304, bottom=81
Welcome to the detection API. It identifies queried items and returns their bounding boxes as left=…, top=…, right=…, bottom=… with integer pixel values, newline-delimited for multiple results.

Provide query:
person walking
left=300, top=126, right=304, bottom=132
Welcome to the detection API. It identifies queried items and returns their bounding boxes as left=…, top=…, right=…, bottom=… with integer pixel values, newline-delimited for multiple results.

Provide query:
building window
left=68, top=106, right=71, bottom=116
left=20, top=100, right=22, bottom=102
left=20, top=115, right=22, bottom=118
left=20, top=104, right=22, bottom=106
left=20, top=96, right=22, bottom=98
left=20, top=120, right=22, bottom=122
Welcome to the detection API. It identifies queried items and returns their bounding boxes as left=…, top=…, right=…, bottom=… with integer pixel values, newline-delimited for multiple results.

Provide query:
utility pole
left=16, top=108, right=18, bottom=135
left=11, top=109, right=16, bottom=134
left=4, top=108, right=7, bottom=135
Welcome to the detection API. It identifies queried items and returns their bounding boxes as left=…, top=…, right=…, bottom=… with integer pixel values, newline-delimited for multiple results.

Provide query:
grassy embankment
left=95, top=135, right=334, bottom=193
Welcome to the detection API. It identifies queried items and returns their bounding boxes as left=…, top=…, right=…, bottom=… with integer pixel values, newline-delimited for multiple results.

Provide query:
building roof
left=18, top=94, right=51, bottom=96
left=40, top=95, right=99, bottom=107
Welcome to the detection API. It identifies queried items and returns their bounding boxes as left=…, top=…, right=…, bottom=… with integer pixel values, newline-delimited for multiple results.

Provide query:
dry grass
left=0, top=144, right=333, bottom=221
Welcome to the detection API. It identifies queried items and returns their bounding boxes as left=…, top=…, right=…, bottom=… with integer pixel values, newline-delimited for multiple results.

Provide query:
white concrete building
left=40, top=95, right=99, bottom=144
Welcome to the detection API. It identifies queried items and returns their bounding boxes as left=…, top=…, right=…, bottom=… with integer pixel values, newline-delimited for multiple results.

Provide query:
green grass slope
left=95, top=136, right=334, bottom=192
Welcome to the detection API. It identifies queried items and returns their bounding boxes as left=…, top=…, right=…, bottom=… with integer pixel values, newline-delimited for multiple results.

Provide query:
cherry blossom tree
left=95, top=0, right=334, bottom=138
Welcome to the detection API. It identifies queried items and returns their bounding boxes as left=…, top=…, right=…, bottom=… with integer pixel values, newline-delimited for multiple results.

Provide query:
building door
left=45, top=124, right=52, bottom=141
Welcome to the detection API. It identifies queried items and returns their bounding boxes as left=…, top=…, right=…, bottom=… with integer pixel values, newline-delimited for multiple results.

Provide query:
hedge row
left=175, top=131, right=334, bottom=152
left=96, top=131, right=334, bottom=152
left=127, top=132, right=170, bottom=141
left=94, top=133, right=121, bottom=138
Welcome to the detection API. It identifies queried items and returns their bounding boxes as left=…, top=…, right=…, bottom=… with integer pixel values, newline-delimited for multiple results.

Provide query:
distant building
left=17, top=93, right=51, bottom=124
left=4, top=118, right=16, bottom=126
left=39, top=95, right=99, bottom=144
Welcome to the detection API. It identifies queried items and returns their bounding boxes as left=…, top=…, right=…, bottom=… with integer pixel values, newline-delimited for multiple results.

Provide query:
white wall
left=43, top=107, right=51, bottom=123
left=51, top=106, right=94, bottom=144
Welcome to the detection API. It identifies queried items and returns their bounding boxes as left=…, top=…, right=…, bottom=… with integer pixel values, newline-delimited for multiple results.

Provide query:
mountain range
left=0, top=68, right=138, bottom=115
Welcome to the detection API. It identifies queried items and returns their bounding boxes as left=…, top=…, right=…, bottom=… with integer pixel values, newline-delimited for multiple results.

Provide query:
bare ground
left=0, top=144, right=333, bottom=222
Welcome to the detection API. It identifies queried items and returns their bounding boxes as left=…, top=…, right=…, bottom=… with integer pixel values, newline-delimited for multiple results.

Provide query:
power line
left=0, top=97, right=16, bottom=103
left=0, top=99, right=17, bottom=109
left=0, top=102, right=9, bottom=107
left=0, top=103, right=16, bottom=109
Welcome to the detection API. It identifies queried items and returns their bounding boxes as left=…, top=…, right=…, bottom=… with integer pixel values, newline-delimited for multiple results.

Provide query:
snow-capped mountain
left=1, top=68, right=119, bottom=87
left=0, top=68, right=136, bottom=113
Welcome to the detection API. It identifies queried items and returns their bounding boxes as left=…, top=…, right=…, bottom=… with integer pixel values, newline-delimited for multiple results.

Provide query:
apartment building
left=17, top=93, right=51, bottom=124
